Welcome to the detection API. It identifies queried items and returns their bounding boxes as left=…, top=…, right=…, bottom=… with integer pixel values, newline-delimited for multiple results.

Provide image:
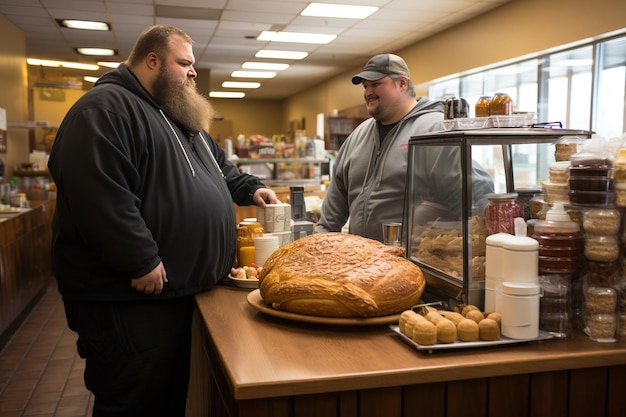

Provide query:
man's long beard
left=153, top=67, right=215, bottom=134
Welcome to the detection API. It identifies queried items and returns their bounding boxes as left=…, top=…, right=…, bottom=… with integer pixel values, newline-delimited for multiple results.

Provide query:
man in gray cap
left=316, top=53, right=494, bottom=242
left=316, top=53, right=445, bottom=241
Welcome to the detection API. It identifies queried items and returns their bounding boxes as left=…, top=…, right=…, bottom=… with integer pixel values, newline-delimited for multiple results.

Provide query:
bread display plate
left=227, top=275, right=259, bottom=289
left=247, top=289, right=401, bottom=326
left=389, top=324, right=553, bottom=354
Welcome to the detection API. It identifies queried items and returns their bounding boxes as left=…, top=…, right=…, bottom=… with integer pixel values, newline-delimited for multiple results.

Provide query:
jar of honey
left=475, top=96, right=492, bottom=117
left=490, top=93, right=513, bottom=115
left=236, top=226, right=255, bottom=267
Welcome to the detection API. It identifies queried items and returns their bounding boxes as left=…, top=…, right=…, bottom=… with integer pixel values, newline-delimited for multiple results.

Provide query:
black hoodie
left=48, top=64, right=264, bottom=301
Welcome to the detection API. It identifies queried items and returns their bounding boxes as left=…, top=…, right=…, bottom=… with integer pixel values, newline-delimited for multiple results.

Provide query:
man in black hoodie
left=48, top=25, right=278, bottom=416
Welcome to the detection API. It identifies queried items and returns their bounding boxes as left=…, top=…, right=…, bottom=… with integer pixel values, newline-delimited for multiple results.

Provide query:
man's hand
left=131, top=261, right=168, bottom=295
left=253, top=188, right=279, bottom=208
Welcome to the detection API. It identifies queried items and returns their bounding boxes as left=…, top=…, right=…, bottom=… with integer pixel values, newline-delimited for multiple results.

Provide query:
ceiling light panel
left=257, top=31, right=336, bottom=44
left=222, top=81, right=261, bottom=89
left=58, top=19, right=110, bottom=31
left=301, top=3, right=378, bottom=19
left=255, top=50, right=308, bottom=60
left=209, top=91, right=246, bottom=98
left=231, top=71, right=277, bottom=79
left=76, top=47, right=116, bottom=56
left=242, top=62, right=290, bottom=71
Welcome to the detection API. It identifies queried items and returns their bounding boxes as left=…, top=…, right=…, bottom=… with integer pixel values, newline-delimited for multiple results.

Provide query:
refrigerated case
left=403, top=127, right=592, bottom=309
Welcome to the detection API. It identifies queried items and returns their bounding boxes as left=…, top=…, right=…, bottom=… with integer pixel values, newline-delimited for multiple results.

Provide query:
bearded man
left=48, top=25, right=277, bottom=417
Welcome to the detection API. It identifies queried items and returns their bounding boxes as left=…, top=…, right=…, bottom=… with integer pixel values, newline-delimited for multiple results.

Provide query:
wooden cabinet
left=325, top=117, right=359, bottom=150
left=188, top=286, right=626, bottom=417
left=0, top=201, right=55, bottom=337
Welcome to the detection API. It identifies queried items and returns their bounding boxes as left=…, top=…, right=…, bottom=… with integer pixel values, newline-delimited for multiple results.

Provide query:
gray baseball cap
left=352, top=53, right=411, bottom=85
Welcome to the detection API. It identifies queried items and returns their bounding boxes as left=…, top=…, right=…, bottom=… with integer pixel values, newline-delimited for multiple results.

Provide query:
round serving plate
left=227, top=275, right=259, bottom=289
left=246, top=289, right=401, bottom=326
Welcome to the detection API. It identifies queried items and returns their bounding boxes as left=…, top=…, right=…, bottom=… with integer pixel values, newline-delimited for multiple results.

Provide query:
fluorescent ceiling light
left=301, top=3, right=378, bottom=19
left=58, top=19, right=110, bottom=31
left=255, top=50, right=308, bottom=60
left=97, top=61, right=121, bottom=68
left=257, top=31, right=336, bottom=45
left=27, top=58, right=99, bottom=71
left=76, top=47, right=116, bottom=56
left=209, top=91, right=246, bottom=98
left=231, top=70, right=277, bottom=79
left=222, top=81, right=261, bottom=89
left=242, top=62, right=289, bottom=71
left=83, top=76, right=99, bottom=83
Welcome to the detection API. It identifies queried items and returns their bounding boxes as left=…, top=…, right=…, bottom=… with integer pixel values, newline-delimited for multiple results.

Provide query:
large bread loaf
left=258, top=233, right=425, bottom=317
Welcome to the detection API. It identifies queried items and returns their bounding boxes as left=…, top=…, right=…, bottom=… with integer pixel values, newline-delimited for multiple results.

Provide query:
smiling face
left=362, top=75, right=408, bottom=125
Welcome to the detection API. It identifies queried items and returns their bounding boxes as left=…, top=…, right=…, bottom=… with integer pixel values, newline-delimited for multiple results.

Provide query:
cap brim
left=351, top=70, right=388, bottom=85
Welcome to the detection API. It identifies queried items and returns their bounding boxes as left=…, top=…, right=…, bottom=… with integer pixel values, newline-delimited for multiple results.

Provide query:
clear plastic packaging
left=584, top=313, right=616, bottom=342
left=582, top=208, right=621, bottom=235
left=584, top=234, right=620, bottom=262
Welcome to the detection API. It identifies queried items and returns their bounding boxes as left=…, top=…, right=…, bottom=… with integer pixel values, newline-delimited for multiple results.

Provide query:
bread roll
left=479, top=318, right=500, bottom=341
left=487, top=312, right=502, bottom=327
left=457, top=318, right=479, bottom=341
left=424, top=311, right=456, bottom=343
left=259, top=233, right=425, bottom=317
left=439, top=310, right=464, bottom=326
left=411, top=316, right=438, bottom=346
left=466, top=310, right=485, bottom=324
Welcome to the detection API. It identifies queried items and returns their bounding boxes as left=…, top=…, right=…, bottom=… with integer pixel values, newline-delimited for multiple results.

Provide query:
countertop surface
left=194, top=284, right=626, bottom=400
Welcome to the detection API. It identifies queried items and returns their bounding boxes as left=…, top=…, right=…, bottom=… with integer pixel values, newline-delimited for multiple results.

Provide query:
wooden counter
left=0, top=200, right=55, bottom=337
left=188, top=285, right=626, bottom=417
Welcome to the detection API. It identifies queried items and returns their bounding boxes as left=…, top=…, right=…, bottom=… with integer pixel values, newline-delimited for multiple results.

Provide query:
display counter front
left=188, top=285, right=626, bottom=417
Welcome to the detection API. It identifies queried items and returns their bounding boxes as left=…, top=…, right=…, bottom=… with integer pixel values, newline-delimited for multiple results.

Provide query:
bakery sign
left=0, top=107, right=7, bottom=153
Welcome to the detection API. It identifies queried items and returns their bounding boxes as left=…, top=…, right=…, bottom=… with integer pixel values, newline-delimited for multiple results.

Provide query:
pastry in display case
left=402, top=127, right=592, bottom=309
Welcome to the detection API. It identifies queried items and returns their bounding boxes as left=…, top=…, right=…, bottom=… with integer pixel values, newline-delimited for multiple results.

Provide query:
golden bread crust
left=258, top=233, right=425, bottom=317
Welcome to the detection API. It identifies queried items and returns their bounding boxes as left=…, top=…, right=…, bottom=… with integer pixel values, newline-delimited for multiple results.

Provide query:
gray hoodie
left=316, top=97, right=444, bottom=241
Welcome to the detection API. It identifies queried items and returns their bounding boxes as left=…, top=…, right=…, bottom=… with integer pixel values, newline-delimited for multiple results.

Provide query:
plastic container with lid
left=501, top=281, right=541, bottom=339
left=501, top=218, right=539, bottom=284
left=539, top=273, right=573, bottom=338
left=582, top=208, right=621, bottom=235
left=489, top=93, right=513, bottom=116
left=475, top=96, right=492, bottom=117
left=584, top=234, right=620, bottom=262
left=485, top=232, right=513, bottom=312
left=531, top=203, right=581, bottom=273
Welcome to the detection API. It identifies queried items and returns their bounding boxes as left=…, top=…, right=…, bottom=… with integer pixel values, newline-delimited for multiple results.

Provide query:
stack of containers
left=531, top=203, right=581, bottom=338
left=613, top=148, right=626, bottom=338
left=569, top=151, right=620, bottom=342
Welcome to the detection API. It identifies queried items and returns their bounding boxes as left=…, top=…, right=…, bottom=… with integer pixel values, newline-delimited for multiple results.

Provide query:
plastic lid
left=487, top=192, right=518, bottom=201
left=486, top=232, right=514, bottom=246
left=502, top=236, right=539, bottom=251
left=545, top=202, right=571, bottom=221
left=502, top=282, right=540, bottom=295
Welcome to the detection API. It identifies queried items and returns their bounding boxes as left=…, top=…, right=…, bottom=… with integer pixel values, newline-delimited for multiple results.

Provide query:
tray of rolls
left=390, top=303, right=552, bottom=354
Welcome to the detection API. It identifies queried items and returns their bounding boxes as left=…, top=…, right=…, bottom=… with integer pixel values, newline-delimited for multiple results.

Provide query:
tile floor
left=0, top=281, right=93, bottom=417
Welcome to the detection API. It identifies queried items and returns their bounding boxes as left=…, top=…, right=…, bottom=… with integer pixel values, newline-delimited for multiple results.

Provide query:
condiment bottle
left=531, top=202, right=581, bottom=273
left=236, top=226, right=255, bottom=267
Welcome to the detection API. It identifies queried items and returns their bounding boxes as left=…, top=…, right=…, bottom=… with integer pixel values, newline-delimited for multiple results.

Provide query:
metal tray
left=389, top=324, right=553, bottom=354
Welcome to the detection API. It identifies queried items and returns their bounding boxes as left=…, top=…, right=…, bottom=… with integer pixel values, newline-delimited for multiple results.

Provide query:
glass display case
left=403, top=127, right=592, bottom=309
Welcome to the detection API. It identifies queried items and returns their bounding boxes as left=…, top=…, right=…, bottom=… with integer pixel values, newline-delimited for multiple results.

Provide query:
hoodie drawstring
left=159, top=109, right=196, bottom=177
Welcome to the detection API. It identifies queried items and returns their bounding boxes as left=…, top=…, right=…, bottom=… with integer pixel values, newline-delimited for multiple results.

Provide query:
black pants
left=63, top=296, right=195, bottom=417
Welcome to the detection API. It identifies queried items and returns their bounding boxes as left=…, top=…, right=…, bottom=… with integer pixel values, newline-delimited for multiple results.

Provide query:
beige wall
left=209, top=98, right=284, bottom=139
left=0, top=14, right=30, bottom=177
left=285, top=0, right=626, bottom=137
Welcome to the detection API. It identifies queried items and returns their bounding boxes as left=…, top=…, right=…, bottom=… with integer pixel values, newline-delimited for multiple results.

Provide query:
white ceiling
left=0, top=0, right=512, bottom=99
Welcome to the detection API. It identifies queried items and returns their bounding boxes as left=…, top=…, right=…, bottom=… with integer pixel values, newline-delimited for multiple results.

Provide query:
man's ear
left=146, top=52, right=159, bottom=70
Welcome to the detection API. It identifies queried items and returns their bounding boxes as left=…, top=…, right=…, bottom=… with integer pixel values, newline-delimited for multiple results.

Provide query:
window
left=428, top=33, right=626, bottom=140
